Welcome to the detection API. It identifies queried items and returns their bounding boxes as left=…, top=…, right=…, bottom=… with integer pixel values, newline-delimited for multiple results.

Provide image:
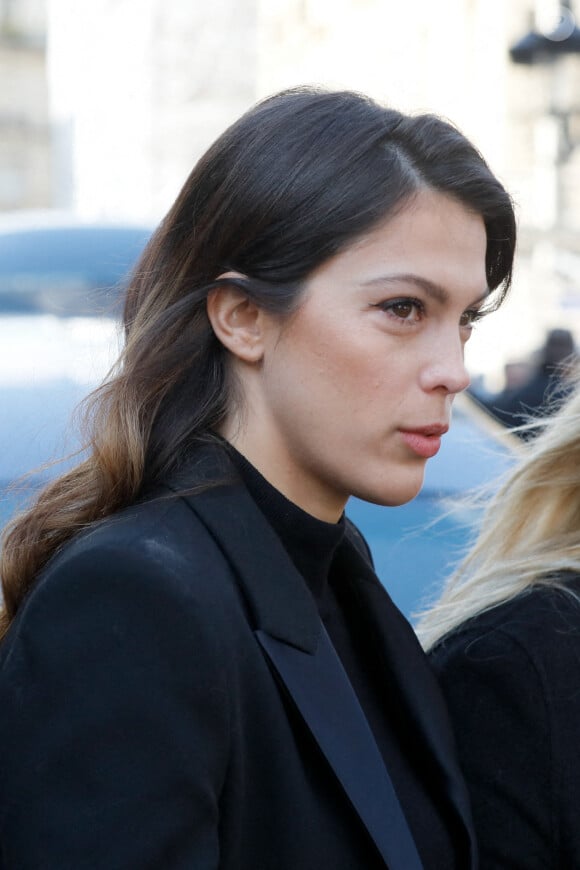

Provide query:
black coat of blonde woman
left=0, top=87, right=515, bottom=869
left=418, top=374, right=580, bottom=869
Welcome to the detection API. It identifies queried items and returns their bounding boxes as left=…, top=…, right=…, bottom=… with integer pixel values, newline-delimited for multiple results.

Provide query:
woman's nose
left=419, top=337, right=471, bottom=395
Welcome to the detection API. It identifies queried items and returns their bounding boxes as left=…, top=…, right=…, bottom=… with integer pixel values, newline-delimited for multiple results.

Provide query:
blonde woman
left=417, top=377, right=580, bottom=869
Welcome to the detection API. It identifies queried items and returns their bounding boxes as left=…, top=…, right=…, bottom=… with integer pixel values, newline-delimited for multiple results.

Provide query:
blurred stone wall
left=0, top=0, right=50, bottom=209
left=48, top=0, right=258, bottom=221
left=487, top=4, right=580, bottom=386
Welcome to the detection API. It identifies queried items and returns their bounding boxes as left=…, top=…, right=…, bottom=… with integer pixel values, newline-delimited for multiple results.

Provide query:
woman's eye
left=379, top=298, right=423, bottom=322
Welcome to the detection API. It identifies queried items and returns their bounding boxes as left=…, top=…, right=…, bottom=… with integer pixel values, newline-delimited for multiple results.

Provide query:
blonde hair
left=416, top=370, right=580, bottom=651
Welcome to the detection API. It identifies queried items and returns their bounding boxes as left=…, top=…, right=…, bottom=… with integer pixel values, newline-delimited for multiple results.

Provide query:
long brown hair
left=0, top=86, right=517, bottom=639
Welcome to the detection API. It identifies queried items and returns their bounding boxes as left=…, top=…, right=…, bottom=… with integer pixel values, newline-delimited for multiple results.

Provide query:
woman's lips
left=399, top=426, right=448, bottom=459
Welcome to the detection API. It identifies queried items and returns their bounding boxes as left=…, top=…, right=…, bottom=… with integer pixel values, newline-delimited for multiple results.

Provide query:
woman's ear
left=206, top=272, right=265, bottom=363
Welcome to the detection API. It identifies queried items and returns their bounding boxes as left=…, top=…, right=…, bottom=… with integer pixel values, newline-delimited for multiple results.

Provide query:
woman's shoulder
left=40, top=493, right=214, bottom=583
left=3, top=492, right=239, bottom=655
left=435, top=574, right=580, bottom=647
left=430, top=575, right=580, bottom=711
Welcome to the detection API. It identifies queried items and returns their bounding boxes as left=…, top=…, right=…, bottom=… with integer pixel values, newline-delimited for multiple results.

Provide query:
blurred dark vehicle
left=0, top=212, right=151, bottom=318
left=477, top=328, right=577, bottom=437
left=0, top=211, right=151, bottom=525
left=0, top=212, right=515, bottom=620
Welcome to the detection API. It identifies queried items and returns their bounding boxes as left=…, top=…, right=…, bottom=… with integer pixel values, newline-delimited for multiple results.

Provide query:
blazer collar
left=173, top=445, right=321, bottom=653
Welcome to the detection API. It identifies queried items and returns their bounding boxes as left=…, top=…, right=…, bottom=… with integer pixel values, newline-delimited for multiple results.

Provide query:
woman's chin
left=354, top=477, right=426, bottom=508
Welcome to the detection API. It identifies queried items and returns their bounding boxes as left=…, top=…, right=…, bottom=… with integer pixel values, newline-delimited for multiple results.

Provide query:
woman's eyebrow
left=361, top=273, right=489, bottom=305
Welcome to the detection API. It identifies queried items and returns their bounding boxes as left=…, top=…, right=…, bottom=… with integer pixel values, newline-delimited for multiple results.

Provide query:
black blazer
left=429, top=576, right=580, bottom=869
left=0, top=449, right=476, bottom=869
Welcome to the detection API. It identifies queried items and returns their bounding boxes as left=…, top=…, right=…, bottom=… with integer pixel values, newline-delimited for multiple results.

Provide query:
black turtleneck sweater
left=228, top=446, right=459, bottom=869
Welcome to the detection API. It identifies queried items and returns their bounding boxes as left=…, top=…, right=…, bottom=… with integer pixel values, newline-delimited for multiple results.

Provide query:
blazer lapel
left=257, top=625, right=423, bottom=870
left=337, top=539, right=478, bottom=868
left=175, top=448, right=423, bottom=869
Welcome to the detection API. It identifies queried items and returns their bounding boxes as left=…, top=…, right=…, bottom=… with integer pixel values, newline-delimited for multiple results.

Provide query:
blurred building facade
left=0, top=0, right=50, bottom=209
left=47, top=0, right=258, bottom=221
left=3, top=0, right=580, bottom=385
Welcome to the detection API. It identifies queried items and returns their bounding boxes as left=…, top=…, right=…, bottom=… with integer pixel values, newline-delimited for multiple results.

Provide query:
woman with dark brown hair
left=0, top=87, right=515, bottom=869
